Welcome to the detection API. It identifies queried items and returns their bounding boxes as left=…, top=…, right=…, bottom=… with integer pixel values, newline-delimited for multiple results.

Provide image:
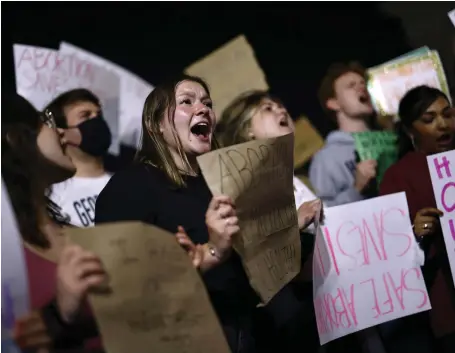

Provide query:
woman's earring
left=410, top=135, right=416, bottom=150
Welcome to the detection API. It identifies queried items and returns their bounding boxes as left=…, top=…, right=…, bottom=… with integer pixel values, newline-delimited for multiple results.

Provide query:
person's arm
left=380, top=166, right=428, bottom=262
left=309, top=154, right=363, bottom=207
left=40, top=298, right=99, bottom=350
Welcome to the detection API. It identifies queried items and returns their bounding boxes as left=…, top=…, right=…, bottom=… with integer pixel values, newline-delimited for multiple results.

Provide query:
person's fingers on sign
left=56, top=244, right=107, bottom=323
left=13, top=311, right=51, bottom=353
left=413, top=207, right=444, bottom=240
left=297, top=199, right=322, bottom=230
left=176, top=225, right=204, bottom=269
left=354, top=159, right=377, bottom=193
left=205, top=195, right=239, bottom=260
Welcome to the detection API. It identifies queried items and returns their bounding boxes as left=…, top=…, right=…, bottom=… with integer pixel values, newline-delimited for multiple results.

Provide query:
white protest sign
left=59, top=42, right=154, bottom=149
left=13, top=44, right=121, bottom=155
left=427, top=150, right=455, bottom=286
left=312, top=193, right=430, bottom=345
left=1, top=179, right=30, bottom=353
left=449, top=9, right=455, bottom=27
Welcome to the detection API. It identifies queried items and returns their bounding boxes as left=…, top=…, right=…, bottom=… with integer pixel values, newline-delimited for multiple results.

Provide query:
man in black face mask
left=44, top=89, right=113, bottom=228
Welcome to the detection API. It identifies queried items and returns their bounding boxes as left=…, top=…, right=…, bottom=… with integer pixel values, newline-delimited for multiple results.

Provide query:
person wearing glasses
left=2, top=93, right=204, bottom=352
left=44, top=89, right=113, bottom=228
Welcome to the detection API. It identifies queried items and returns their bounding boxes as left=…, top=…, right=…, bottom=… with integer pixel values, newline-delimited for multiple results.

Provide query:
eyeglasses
left=41, top=109, right=57, bottom=130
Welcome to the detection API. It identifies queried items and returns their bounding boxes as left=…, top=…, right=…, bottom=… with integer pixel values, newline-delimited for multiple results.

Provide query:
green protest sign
left=353, top=131, right=398, bottom=188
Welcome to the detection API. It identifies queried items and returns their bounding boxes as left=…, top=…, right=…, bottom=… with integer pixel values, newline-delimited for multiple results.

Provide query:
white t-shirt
left=294, top=176, right=320, bottom=234
left=49, top=173, right=112, bottom=228
left=293, top=176, right=317, bottom=210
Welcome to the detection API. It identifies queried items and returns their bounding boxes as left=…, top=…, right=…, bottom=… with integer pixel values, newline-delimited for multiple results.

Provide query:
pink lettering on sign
left=314, top=208, right=412, bottom=277
left=433, top=156, right=452, bottom=180
left=433, top=156, right=455, bottom=242
left=16, top=47, right=95, bottom=95
left=441, top=182, right=455, bottom=213
left=313, top=193, right=431, bottom=344
left=314, top=266, right=428, bottom=336
left=314, top=284, right=357, bottom=335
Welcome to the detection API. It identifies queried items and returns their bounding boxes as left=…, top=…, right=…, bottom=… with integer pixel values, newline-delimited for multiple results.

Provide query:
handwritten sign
left=67, top=222, right=230, bottom=353
left=13, top=44, right=121, bottom=154
left=197, top=133, right=301, bottom=304
left=293, top=116, right=324, bottom=168
left=59, top=42, right=154, bottom=149
left=1, top=179, right=30, bottom=353
left=367, top=48, right=451, bottom=116
left=185, top=35, right=268, bottom=118
left=353, top=131, right=398, bottom=187
left=427, top=150, right=455, bottom=286
left=312, top=193, right=430, bottom=345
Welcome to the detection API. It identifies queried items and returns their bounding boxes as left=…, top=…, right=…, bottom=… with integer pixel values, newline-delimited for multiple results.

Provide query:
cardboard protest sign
left=353, top=131, right=398, bottom=187
left=59, top=42, right=154, bottom=149
left=427, top=150, right=455, bottom=286
left=67, top=222, right=229, bottom=353
left=1, top=179, right=30, bottom=353
left=293, top=116, right=324, bottom=168
left=13, top=44, right=121, bottom=155
left=197, top=133, right=301, bottom=304
left=312, top=193, right=430, bottom=345
left=185, top=35, right=268, bottom=118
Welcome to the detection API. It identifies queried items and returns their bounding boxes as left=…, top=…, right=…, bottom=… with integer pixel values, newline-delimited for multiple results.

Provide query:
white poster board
left=312, top=193, right=430, bottom=345
left=449, top=9, right=455, bottom=27
left=1, top=179, right=30, bottom=353
left=13, top=44, right=121, bottom=155
left=59, top=42, right=154, bottom=149
left=427, top=150, right=455, bottom=286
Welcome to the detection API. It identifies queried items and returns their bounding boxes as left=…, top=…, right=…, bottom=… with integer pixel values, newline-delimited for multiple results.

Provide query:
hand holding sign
left=197, top=133, right=300, bottom=304
left=12, top=311, right=51, bottom=352
left=354, top=160, right=377, bottom=193
left=297, top=199, right=323, bottom=230
left=56, top=244, right=107, bottom=323
left=413, top=207, right=444, bottom=239
left=205, top=195, right=239, bottom=260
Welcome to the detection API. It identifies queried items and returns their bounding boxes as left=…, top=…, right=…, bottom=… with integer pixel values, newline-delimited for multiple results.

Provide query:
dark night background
left=2, top=2, right=416, bottom=169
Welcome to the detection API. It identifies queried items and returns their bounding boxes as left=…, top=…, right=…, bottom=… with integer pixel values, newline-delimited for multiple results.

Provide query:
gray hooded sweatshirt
left=309, top=130, right=365, bottom=207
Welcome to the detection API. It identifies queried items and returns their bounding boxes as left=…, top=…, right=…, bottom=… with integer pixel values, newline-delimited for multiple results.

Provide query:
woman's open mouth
left=436, top=133, right=453, bottom=147
left=190, top=122, right=211, bottom=142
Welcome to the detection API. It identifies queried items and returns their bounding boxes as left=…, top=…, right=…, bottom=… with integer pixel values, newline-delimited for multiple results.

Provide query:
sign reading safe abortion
left=67, top=222, right=230, bottom=353
left=197, top=133, right=301, bottom=304
left=427, top=150, right=455, bottom=286
left=312, top=193, right=430, bottom=345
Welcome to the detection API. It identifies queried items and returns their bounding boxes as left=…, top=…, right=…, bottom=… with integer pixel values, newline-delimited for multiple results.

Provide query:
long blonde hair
left=215, top=90, right=274, bottom=147
left=136, top=75, right=217, bottom=187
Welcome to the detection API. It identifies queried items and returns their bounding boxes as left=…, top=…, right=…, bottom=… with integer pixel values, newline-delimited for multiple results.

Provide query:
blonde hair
left=135, top=75, right=216, bottom=188
left=216, top=90, right=274, bottom=147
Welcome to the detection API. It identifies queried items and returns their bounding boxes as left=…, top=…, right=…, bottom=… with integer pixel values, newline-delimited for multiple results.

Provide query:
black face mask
left=77, top=116, right=112, bottom=156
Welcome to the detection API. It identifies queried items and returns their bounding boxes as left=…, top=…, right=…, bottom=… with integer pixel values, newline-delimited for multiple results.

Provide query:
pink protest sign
left=427, top=150, right=455, bottom=286
left=312, top=192, right=430, bottom=345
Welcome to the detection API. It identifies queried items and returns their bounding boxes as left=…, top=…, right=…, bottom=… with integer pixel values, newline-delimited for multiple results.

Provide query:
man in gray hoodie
left=309, top=62, right=377, bottom=207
